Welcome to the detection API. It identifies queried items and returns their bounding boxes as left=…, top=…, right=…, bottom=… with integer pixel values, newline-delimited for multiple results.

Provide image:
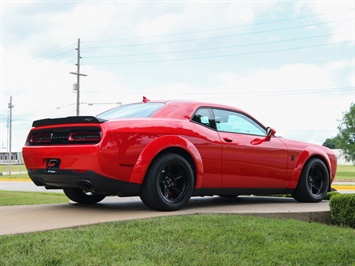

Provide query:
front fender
left=129, top=135, right=204, bottom=187
left=288, top=146, right=333, bottom=189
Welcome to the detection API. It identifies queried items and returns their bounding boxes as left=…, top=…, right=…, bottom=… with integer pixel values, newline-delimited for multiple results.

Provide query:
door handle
left=223, top=137, right=233, bottom=142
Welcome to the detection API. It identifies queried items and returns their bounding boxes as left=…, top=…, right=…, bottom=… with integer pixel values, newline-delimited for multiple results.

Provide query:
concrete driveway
left=0, top=196, right=331, bottom=236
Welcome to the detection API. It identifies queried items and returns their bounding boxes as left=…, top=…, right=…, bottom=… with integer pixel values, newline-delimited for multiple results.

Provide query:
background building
left=0, top=151, right=24, bottom=165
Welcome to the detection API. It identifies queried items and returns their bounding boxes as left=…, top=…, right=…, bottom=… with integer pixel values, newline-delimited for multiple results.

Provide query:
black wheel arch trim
left=302, top=155, right=332, bottom=192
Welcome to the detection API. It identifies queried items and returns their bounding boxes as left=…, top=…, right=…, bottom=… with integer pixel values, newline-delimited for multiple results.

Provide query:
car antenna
left=143, top=96, right=150, bottom=103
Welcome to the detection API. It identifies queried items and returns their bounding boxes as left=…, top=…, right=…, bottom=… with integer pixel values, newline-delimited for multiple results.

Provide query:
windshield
left=97, top=102, right=165, bottom=120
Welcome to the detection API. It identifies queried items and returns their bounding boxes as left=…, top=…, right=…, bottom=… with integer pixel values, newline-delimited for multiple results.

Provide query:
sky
left=1, top=0, right=354, bottom=151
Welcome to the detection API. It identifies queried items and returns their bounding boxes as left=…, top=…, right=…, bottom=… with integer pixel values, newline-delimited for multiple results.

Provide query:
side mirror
left=265, top=127, right=276, bottom=141
left=251, top=127, right=277, bottom=145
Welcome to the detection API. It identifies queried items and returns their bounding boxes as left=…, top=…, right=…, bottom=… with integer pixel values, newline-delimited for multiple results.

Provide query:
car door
left=213, top=108, right=288, bottom=189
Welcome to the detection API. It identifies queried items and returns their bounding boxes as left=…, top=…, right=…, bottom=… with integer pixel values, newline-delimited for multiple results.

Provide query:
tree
left=322, top=137, right=339, bottom=149
left=336, top=103, right=355, bottom=165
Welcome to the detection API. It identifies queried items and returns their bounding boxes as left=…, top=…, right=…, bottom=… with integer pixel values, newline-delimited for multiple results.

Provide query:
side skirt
left=193, top=187, right=294, bottom=197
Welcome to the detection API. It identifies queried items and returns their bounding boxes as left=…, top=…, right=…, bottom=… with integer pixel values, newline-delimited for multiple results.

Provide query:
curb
left=332, top=185, right=355, bottom=191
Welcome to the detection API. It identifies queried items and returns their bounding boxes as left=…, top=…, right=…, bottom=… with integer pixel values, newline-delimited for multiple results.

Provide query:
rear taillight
left=68, top=131, right=101, bottom=142
left=30, top=133, right=52, bottom=144
left=27, top=127, right=102, bottom=145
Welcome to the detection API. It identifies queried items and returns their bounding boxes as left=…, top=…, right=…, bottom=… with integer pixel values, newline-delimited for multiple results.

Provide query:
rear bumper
left=28, top=169, right=141, bottom=196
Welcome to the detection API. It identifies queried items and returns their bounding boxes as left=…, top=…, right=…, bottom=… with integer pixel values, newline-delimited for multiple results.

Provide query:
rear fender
left=288, top=146, right=332, bottom=189
left=129, top=135, right=204, bottom=187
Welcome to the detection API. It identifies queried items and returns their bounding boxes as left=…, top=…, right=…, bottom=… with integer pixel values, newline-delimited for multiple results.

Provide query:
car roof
left=151, top=99, right=243, bottom=110
left=145, top=100, right=246, bottom=119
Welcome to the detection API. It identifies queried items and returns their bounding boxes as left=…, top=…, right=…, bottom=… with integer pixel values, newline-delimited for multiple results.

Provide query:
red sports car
left=22, top=98, right=337, bottom=211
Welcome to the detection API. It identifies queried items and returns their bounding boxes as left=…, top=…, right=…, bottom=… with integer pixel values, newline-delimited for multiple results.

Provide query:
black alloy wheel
left=292, top=158, right=329, bottom=202
left=140, top=153, right=194, bottom=211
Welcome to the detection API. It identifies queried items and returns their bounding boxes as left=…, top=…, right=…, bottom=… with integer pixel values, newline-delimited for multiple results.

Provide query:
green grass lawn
left=0, top=164, right=28, bottom=174
left=0, top=191, right=68, bottom=206
left=0, top=215, right=354, bottom=266
left=0, top=173, right=29, bottom=180
left=335, top=164, right=355, bottom=182
left=1, top=182, right=354, bottom=265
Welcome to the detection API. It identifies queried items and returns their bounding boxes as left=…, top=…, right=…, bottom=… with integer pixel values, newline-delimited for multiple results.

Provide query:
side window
left=191, top=108, right=216, bottom=129
left=213, top=109, right=265, bottom=136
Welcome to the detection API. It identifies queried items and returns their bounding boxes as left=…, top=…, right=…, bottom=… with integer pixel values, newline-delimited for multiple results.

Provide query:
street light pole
left=8, top=96, right=14, bottom=175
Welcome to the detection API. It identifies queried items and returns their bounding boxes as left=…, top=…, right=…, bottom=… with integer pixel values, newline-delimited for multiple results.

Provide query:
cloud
left=0, top=46, right=129, bottom=150
left=214, top=63, right=331, bottom=92
left=1, top=1, right=353, bottom=150
left=209, top=62, right=350, bottom=142
left=295, top=1, right=354, bottom=42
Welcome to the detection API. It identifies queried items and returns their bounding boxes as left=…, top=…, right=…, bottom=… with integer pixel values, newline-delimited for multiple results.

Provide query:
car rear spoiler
left=32, top=116, right=107, bottom=127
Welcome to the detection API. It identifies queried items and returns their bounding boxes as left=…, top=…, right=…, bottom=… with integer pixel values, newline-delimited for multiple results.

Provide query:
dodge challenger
left=22, top=98, right=337, bottom=211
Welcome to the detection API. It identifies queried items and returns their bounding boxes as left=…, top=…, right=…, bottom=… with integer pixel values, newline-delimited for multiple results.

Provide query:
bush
left=329, top=194, right=355, bottom=228
left=325, top=191, right=340, bottom=200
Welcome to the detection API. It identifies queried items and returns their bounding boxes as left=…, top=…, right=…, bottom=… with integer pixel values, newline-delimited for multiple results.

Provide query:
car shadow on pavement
left=64, top=196, right=298, bottom=212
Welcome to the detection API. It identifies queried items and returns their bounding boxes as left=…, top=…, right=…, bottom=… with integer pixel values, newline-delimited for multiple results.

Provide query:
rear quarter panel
left=103, top=119, right=222, bottom=187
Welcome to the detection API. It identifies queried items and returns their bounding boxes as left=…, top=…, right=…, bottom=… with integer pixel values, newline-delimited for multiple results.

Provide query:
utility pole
left=70, top=38, right=87, bottom=116
left=8, top=96, right=14, bottom=175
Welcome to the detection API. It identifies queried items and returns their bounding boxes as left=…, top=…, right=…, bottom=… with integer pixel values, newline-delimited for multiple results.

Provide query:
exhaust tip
left=77, top=180, right=94, bottom=191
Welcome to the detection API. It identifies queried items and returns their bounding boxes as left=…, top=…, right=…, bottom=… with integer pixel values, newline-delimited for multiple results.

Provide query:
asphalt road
left=0, top=180, right=64, bottom=193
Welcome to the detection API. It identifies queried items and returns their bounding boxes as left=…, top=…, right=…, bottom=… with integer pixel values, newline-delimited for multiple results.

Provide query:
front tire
left=292, top=158, right=329, bottom=202
left=140, top=153, right=194, bottom=211
left=63, top=188, right=106, bottom=204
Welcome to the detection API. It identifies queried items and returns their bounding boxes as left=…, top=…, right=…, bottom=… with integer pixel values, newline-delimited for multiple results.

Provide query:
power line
left=80, top=17, right=353, bottom=65
left=83, top=32, right=343, bottom=59
left=32, top=8, right=354, bottom=62
left=121, top=86, right=354, bottom=96
left=3, top=86, right=352, bottom=131
left=81, top=18, right=352, bottom=50
left=36, top=43, right=76, bottom=58
left=82, top=8, right=354, bottom=43
left=82, top=41, right=353, bottom=65
left=39, top=48, right=75, bottom=61
left=227, top=87, right=354, bottom=97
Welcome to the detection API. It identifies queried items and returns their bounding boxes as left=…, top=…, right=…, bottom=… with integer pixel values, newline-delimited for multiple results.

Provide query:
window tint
left=97, top=103, right=164, bottom=120
left=191, top=108, right=215, bottom=129
left=213, top=109, right=265, bottom=136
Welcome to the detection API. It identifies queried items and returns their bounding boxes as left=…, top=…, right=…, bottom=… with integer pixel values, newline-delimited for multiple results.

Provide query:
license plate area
left=46, top=159, right=60, bottom=174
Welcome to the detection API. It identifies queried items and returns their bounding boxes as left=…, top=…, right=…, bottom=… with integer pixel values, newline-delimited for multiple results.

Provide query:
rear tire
left=140, top=153, right=194, bottom=211
left=63, top=188, right=106, bottom=204
left=292, top=158, right=329, bottom=202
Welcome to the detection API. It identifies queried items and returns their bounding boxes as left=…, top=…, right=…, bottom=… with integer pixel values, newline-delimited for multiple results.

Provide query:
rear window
left=97, top=102, right=165, bottom=120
